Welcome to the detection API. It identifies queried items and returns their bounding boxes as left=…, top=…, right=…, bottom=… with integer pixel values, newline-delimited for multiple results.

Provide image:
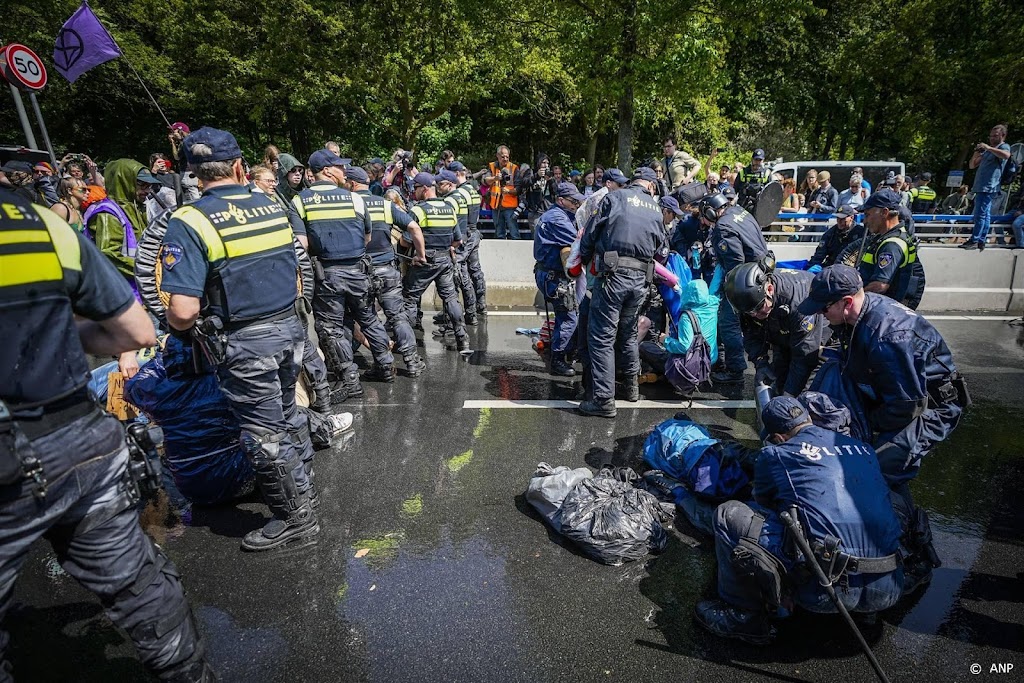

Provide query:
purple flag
left=53, top=1, right=122, bottom=83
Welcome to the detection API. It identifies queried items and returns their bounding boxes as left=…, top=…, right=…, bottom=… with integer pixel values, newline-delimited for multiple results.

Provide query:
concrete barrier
left=472, top=240, right=1024, bottom=312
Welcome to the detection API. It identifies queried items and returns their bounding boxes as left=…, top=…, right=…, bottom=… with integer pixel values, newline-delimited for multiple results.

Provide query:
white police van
left=770, top=160, right=906, bottom=193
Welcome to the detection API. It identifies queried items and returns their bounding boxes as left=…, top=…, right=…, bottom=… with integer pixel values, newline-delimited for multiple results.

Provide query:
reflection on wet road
left=8, top=315, right=1024, bottom=682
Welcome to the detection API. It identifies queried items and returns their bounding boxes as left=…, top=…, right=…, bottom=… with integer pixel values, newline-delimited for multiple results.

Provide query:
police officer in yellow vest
left=734, top=148, right=772, bottom=211
left=404, top=172, right=471, bottom=352
left=436, top=169, right=479, bottom=327
left=161, top=127, right=319, bottom=552
left=0, top=188, right=213, bottom=678
left=345, top=165, right=428, bottom=376
left=452, top=161, right=488, bottom=314
left=293, top=150, right=398, bottom=391
left=909, top=172, right=937, bottom=213
left=857, top=188, right=926, bottom=310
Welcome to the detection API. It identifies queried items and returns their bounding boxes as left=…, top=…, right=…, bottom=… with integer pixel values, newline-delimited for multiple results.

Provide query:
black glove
left=754, top=363, right=776, bottom=389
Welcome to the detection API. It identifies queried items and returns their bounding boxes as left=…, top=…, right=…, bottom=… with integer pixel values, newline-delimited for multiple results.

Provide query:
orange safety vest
left=488, top=161, right=519, bottom=209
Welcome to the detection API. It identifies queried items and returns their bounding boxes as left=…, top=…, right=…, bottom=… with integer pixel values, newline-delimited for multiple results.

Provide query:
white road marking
left=481, top=311, right=1022, bottom=321
left=463, top=399, right=756, bottom=410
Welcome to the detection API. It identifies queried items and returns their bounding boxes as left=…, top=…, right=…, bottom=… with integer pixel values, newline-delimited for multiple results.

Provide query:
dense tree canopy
left=2, top=0, right=1021, bottom=174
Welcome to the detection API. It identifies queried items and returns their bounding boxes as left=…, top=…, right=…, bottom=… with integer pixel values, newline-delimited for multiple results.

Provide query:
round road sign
left=2, top=44, right=48, bottom=91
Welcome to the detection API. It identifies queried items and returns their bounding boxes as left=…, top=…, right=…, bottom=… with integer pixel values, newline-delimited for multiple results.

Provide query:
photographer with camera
left=384, top=149, right=416, bottom=201
left=59, top=152, right=105, bottom=187
left=963, top=124, right=1012, bottom=250
left=488, top=145, right=522, bottom=239
left=521, top=154, right=558, bottom=231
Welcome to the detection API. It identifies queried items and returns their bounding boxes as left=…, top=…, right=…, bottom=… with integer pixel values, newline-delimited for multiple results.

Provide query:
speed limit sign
left=1, top=44, right=48, bottom=91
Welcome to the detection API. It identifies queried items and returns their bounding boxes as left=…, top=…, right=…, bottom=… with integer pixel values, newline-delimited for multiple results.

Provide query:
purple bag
left=664, top=310, right=711, bottom=396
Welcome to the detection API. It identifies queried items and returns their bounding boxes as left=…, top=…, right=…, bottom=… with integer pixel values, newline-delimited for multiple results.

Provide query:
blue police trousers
left=588, top=269, right=647, bottom=401
left=314, top=264, right=395, bottom=373
left=535, top=269, right=578, bottom=355
left=454, top=240, right=478, bottom=315
left=0, top=411, right=205, bottom=680
left=370, top=263, right=416, bottom=357
left=462, top=228, right=487, bottom=309
left=403, top=254, right=467, bottom=340
left=718, top=298, right=747, bottom=373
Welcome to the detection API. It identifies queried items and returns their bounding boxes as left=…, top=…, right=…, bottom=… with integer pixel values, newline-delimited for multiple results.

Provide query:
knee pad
left=240, top=428, right=287, bottom=464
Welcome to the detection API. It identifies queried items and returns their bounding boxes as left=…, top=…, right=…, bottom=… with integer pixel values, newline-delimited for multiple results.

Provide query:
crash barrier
left=466, top=239, right=1024, bottom=312
left=766, top=213, right=1015, bottom=242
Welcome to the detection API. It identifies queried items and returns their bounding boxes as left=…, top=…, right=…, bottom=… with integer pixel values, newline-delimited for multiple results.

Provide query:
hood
left=277, top=153, right=303, bottom=175
left=679, top=278, right=711, bottom=308
left=103, top=158, right=146, bottom=230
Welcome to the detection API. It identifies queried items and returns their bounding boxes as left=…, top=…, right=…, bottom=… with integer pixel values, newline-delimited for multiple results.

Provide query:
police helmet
left=725, top=262, right=770, bottom=314
left=698, top=192, right=730, bottom=222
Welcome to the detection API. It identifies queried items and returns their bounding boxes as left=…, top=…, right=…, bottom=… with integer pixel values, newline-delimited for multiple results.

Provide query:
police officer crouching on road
left=345, top=165, right=428, bottom=376
left=725, top=261, right=831, bottom=397
left=700, top=190, right=769, bottom=384
left=404, top=172, right=471, bottom=352
left=695, top=397, right=904, bottom=645
left=799, top=265, right=967, bottom=591
left=577, top=167, right=666, bottom=417
left=0, top=188, right=214, bottom=679
left=161, top=127, right=319, bottom=552
left=294, top=149, right=397, bottom=391
left=857, top=188, right=925, bottom=310
left=804, top=204, right=865, bottom=272
left=535, top=182, right=586, bottom=377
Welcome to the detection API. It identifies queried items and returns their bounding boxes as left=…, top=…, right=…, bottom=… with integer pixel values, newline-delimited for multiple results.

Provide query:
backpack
left=642, top=419, right=751, bottom=502
left=1002, top=156, right=1019, bottom=187
left=664, top=310, right=711, bottom=396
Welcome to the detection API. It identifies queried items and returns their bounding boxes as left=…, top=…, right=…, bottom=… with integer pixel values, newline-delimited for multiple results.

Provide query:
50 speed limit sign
left=1, top=43, right=48, bottom=91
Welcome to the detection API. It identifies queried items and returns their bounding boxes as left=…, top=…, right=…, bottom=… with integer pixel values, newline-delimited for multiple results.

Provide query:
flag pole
left=122, top=57, right=171, bottom=128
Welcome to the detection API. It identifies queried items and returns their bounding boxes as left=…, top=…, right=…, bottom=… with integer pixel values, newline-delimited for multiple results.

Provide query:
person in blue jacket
left=695, top=397, right=904, bottom=644
left=639, top=267, right=722, bottom=383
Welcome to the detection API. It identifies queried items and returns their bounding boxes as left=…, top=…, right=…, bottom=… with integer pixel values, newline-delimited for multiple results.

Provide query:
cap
left=834, top=204, right=858, bottom=219
left=604, top=168, right=629, bottom=186
left=659, top=195, right=683, bottom=216
left=413, top=172, right=436, bottom=188
left=368, top=157, right=384, bottom=166
left=569, top=169, right=581, bottom=177
left=137, top=168, right=161, bottom=185
left=859, top=188, right=902, bottom=212
left=1, top=160, right=33, bottom=174
left=797, top=264, right=864, bottom=315
left=345, top=166, right=370, bottom=184
left=720, top=184, right=737, bottom=198
left=675, top=181, right=708, bottom=207
left=760, top=397, right=810, bottom=440
left=435, top=169, right=458, bottom=185
left=170, top=122, right=191, bottom=134
left=337, top=157, right=352, bottom=168
left=753, top=148, right=766, bottom=160
left=308, top=149, right=347, bottom=172
left=448, top=161, right=467, bottom=173
left=921, top=171, right=932, bottom=181
left=882, top=171, right=899, bottom=186
left=557, top=181, right=585, bottom=202
left=183, top=127, right=243, bottom=164
left=817, top=171, right=831, bottom=182
left=633, top=167, right=657, bottom=182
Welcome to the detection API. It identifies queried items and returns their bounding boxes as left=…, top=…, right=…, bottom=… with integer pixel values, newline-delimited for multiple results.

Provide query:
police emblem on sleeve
left=800, top=317, right=814, bottom=332
left=878, top=252, right=894, bottom=269
left=799, top=442, right=822, bottom=461
left=162, top=243, right=184, bottom=270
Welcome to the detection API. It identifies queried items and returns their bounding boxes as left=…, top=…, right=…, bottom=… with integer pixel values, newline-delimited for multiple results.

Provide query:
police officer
left=535, top=182, right=587, bottom=377
left=695, top=397, right=903, bottom=644
left=734, top=148, right=771, bottom=211
left=700, top=191, right=769, bottom=384
left=452, top=161, right=488, bottom=316
left=668, top=182, right=710, bottom=280
left=435, top=169, right=477, bottom=327
left=404, top=172, right=471, bottom=352
left=345, top=165, right=428, bottom=376
left=799, top=265, right=967, bottom=590
left=725, top=262, right=831, bottom=397
left=294, top=149, right=397, bottom=391
left=804, top=204, right=866, bottom=272
left=882, top=172, right=916, bottom=235
left=909, top=172, right=937, bottom=213
left=0, top=189, right=214, bottom=679
left=577, top=167, right=666, bottom=417
left=857, top=188, right=926, bottom=310
left=162, top=127, right=318, bottom=551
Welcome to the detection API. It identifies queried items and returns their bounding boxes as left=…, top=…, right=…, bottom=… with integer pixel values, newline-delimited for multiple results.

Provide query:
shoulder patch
left=719, top=241, right=728, bottom=251
left=800, top=317, right=815, bottom=332
left=878, top=252, right=894, bottom=269
left=162, top=243, right=184, bottom=270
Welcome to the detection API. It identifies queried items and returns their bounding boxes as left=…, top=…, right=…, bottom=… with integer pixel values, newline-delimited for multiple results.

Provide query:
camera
left=396, top=150, right=413, bottom=170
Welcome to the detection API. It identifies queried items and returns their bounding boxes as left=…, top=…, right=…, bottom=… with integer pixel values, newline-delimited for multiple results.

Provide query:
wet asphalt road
left=7, top=314, right=1024, bottom=682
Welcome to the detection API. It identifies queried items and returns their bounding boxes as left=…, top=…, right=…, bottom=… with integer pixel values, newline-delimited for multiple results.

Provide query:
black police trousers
left=403, top=253, right=467, bottom=340
left=314, top=264, right=395, bottom=375
left=371, top=263, right=416, bottom=357
left=588, top=268, right=648, bottom=400
left=0, top=410, right=206, bottom=681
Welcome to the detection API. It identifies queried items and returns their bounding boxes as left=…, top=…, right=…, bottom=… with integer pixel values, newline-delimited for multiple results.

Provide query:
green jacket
left=87, top=158, right=145, bottom=279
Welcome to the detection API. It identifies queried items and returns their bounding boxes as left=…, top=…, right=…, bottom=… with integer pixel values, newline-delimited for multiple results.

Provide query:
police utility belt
left=598, top=251, right=654, bottom=282
left=927, top=371, right=971, bottom=408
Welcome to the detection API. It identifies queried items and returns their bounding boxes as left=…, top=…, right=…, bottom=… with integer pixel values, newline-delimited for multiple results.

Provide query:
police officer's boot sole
left=693, top=599, right=775, bottom=645
left=578, top=399, right=616, bottom=418
left=241, top=513, right=320, bottom=552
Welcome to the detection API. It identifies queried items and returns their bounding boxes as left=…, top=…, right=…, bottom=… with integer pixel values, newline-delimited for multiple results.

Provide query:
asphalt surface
left=8, top=314, right=1024, bottom=682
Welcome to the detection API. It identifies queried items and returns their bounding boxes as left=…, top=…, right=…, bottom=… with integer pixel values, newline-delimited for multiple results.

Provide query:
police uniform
left=293, top=170, right=396, bottom=388
left=698, top=402, right=903, bottom=643
left=739, top=269, right=831, bottom=396
left=404, top=178, right=469, bottom=349
left=909, top=184, right=937, bottom=213
left=455, top=173, right=487, bottom=314
left=354, top=184, right=425, bottom=374
left=579, top=176, right=666, bottom=412
left=534, top=196, right=581, bottom=375
left=805, top=220, right=865, bottom=270
left=713, top=204, right=769, bottom=376
left=441, top=179, right=477, bottom=320
left=161, top=128, right=317, bottom=551
left=734, top=163, right=771, bottom=210
left=858, top=224, right=925, bottom=310
left=0, top=190, right=210, bottom=678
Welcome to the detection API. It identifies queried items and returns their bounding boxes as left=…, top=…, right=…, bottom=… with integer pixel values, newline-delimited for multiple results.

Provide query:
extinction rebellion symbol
left=54, top=28, right=84, bottom=71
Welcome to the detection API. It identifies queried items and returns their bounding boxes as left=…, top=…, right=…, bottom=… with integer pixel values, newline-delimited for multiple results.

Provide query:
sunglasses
left=820, top=297, right=847, bottom=315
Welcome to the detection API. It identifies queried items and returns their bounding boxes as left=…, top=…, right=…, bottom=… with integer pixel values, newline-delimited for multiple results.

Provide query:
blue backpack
left=642, top=419, right=751, bottom=501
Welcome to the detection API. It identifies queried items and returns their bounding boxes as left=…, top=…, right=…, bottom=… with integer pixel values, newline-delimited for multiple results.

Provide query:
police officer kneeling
left=578, top=167, right=667, bottom=417
left=725, top=261, right=831, bottom=397
left=162, top=127, right=319, bottom=552
left=0, top=189, right=213, bottom=679
left=858, top=188, right=925, bottom=310
left=695, top=397, right=903, bottom=645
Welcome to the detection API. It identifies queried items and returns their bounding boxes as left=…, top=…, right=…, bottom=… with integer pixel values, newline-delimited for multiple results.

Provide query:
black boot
left=362, top=363, right=395, bottom=383
left=617, top=376, right=639, bottom=402
left=550, top=353, right=576, bottom=377
left=711, top=369, right=744, bottom=384
left=432, top=311, right=447, bottom=325
left=456, top=335, right=471, bottom=353
left=465, top=312, right=478, bottom=326
left=161, top=658, right=219, bottom=683
left=310, top=381, right=332, bottom=414
left=342, top=369, right=364, bottom=399
left=242, top=467, right=320, bottom=552
left=693, top=599, right=775, bottom=645
left=578, top=397, right=616, bottom=418
left=404, top=353, right=426, bottom=377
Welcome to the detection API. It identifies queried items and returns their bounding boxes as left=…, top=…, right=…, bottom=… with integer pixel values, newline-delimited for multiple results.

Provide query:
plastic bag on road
left=558, top=468, right=668, bottom=566
left=526, top=462, right=593, bottom=527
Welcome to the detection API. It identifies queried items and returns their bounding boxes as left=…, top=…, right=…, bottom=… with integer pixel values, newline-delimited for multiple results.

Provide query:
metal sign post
left=1, top=43, right=50, bottom=157
left=27, top=92, right=57, bottom=168
left=7, top=83, right=39, bottom=149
